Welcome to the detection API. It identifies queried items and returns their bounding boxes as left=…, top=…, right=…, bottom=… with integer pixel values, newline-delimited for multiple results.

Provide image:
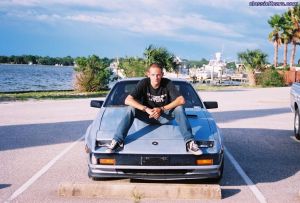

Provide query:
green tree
left=287, top=5, right=300, bottom=68
left=23, top=55, right=37, bottom=64
left=186, top=58, right=209, bottom=68
left=238, top=49, right=268, bottom=86
left=0, top=56, right=9, bottom=63
left=268, top=14, right=282, bottom=67
left=281, top=12, right=293, bottom=67
left=257, top=68, right=284, bottom=87
left=226, top=61, right=236, bottom=69
left=61, top=56, right=74, bottom=66
left=119, top=57, right=146, bottom=77
left=143, top=45, right=178, bottom=72
left=37, top=56, right=52, bottom=65
left=74, top=55, right=111, bottom=91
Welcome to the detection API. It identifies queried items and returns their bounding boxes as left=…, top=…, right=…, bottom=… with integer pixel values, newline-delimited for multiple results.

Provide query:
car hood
left=96, top=107, right=217, bottom=154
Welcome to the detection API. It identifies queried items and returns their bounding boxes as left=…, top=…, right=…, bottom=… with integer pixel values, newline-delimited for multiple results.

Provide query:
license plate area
left=141, top=156, right=170, bottom=166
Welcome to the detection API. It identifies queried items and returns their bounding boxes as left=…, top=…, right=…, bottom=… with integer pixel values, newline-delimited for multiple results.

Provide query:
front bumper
left=88, top=152, right=224, bottom=180
left=88, top=164, right=222, bottom=180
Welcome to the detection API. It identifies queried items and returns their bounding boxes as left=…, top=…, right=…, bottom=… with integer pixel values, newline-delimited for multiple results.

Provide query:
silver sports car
left=84, top=78, right=224, bottom=181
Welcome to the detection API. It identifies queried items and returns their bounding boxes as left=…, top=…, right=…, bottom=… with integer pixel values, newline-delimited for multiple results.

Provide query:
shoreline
left=0, top=63, right=74, bottom=67
left=0, top=89, right=74, bottom=94
left=0, top=86, right=291, bottom=103
left=0, top=90, right=108, bottom=102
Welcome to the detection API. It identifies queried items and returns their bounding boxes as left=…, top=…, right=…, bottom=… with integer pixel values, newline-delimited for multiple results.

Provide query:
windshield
left=104, top=80, right=203, bottom=108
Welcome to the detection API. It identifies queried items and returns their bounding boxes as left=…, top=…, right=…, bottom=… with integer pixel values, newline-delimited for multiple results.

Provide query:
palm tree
left=238, top=49, right=268, bottom=86
left=287, top=5, right=300, bottom=69
left=281, top=12, right=293, bottom=67
left=144, top=45, right=155, bottom=67
left=143, top=44, right=178, bottom=72
left=268, top=14, right=282, bottom=67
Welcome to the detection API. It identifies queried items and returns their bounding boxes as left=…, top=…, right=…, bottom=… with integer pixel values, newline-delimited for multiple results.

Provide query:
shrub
left=74, top=55, right=111, bottom=92
left=257, top=68, right=285, bottom=87
left=119, top=57, right=147, bottom=77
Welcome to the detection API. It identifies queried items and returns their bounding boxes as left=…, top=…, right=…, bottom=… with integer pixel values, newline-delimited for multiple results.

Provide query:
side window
left=125, top=84, right=136, bottom=94
left=175, top=82, right=202, bottom=108
left=105, top=81, right=138, bottom=106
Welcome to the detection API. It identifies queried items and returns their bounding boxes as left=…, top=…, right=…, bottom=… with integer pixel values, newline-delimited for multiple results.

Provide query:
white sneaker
left=186, top=140, right=203, bottom=155
left=105, top=139, right=123, bottom=153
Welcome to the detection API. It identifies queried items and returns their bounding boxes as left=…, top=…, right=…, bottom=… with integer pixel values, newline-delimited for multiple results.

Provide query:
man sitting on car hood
left=106, top=63, right=202, bottom=155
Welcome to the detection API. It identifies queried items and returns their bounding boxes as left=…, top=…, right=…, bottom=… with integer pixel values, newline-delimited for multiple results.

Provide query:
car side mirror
left=90, top=100, right=104, bottom=108
left=204, top=101, right=218, bottom=109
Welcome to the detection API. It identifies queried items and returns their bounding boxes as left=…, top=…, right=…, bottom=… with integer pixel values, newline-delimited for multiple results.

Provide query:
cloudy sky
left=0, top=0, right=298, bottom=62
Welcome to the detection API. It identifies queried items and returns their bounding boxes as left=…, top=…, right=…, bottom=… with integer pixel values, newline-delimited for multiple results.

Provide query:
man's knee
left=126, top=106, right=136, bottom=116
left=174, top=106, right=184, bottom=114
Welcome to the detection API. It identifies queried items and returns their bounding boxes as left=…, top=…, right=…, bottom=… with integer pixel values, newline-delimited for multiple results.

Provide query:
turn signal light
left=196, top=159, right=213, bottom=165
left=99, top=158, right=116, bottom=165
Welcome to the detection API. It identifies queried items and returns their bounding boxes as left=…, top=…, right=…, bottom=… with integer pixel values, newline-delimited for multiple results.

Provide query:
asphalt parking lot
left=1, top=86, right=300, bottom=202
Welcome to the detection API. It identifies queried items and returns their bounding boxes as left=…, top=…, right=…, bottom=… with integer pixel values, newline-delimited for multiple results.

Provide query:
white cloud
left=0, top=0, right=269, bottom=56
left=64, top=11, right=243, bottom=38
left=3, top=0, right=245, bottom=39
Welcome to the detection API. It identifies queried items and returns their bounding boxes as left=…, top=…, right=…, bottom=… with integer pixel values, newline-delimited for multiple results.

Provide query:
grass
left=193, top=83, right=252, bottom=91
left=0, top=84, right=274, bottom=102
left=0, top=90, right=109, bottom=102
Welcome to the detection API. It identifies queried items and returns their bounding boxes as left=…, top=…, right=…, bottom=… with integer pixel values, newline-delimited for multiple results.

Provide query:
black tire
left=294, top=109, right=300, bottom=140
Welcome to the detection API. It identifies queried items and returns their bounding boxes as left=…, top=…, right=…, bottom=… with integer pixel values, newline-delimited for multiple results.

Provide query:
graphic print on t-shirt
left=147, top=93, right=167, bottom=103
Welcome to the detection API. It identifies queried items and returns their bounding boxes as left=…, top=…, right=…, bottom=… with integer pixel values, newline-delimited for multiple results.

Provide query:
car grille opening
left=117, top=169, right=192, bottom=175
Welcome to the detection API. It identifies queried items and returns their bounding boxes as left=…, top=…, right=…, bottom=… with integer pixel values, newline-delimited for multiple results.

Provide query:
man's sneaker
left=186, top=140, right=202, bottom=155
left=105, top=139, right=123, bottom=153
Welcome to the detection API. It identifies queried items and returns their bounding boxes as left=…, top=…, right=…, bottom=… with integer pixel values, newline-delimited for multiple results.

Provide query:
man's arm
left=162, top=96, right=185, bottom=111
left=150, top=96, right=185, bottom=119
left=125, top=95, right=155, bottom=115
left=124, top=95, right=145, bottom=111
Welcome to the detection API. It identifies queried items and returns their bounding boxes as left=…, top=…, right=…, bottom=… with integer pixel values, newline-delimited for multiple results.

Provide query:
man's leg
left=172, top=106, right=194, bottom=143
left=107, top=106, right=153, bottom=152
left=171, top=106, right=202, bottom=155
left=113, top=106, right=137, bottom=144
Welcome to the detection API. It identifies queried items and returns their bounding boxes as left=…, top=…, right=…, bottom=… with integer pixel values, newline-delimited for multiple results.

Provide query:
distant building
left=164, top=56, right=190, bottom=79
left=109, top=58, right=125, bottom=80
left=202, top=52, right=226, bottom=79
left=108, top=58, right=126, bottom=88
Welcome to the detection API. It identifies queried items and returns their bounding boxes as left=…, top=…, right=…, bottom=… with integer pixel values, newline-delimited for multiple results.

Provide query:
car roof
left=117, top=77, right=188, bottom=82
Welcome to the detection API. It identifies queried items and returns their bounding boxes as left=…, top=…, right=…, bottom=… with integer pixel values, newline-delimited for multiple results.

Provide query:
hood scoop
left=186, top=114, right=198, bottom=118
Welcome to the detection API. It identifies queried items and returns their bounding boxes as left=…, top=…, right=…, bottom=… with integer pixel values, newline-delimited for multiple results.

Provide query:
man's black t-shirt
left=130, top=78, right=181, bottom=108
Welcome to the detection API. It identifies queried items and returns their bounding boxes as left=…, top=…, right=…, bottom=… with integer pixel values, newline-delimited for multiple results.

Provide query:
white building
left=202, top=52, right=226, bottom=80
left=164, top=56, right=190, bottom=79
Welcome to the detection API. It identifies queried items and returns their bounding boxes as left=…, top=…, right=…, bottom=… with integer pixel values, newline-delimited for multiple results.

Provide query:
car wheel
left=294, top=108, right=300, bottom=140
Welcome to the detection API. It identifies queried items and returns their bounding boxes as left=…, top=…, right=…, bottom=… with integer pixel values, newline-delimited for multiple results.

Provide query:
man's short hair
left=148, top=63, right=163, bottom=71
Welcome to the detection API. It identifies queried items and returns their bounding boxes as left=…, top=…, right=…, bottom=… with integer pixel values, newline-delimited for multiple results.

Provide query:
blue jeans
left=113, top=106, right=194, bottom=143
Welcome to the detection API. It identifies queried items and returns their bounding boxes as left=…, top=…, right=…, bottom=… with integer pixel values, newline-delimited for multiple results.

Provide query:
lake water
left=0, top=64, right=75, bottom=92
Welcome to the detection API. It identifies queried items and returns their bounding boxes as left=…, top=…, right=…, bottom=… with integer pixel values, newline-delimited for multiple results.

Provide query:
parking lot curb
left=58, top=181, right=221, bottom=200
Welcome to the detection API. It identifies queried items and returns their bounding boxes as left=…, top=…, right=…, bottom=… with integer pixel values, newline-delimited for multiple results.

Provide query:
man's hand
left=147, top=107, right=163, bottom=119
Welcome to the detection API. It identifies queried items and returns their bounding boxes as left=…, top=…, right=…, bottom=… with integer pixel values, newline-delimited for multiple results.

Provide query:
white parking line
left=5, top=137, right=267, bottom=202
left=225, top=146, right=267, bottom=203
left=5, top=136, right=84, bottom=202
